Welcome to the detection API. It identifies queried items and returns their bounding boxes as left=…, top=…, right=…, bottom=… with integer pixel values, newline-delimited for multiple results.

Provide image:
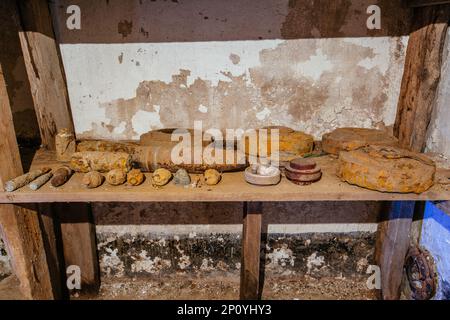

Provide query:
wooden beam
left=56, top=203, right=100, bottom=293
left=393, top=4, right=450, bottom=152
left=17, top=0, right=74, bottom=150
left=375, top=201, right=415, bottom=300
left=240, top=202, right=262, bottom=300
left=0, top=61, right=55, bottom=299
left=408, top=0, right=450, bottom=7
left=37, top=204, right=66, bottom=298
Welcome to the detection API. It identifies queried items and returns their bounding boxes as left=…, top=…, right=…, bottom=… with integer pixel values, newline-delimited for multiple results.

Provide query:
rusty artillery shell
left=70, top=151, right=132, bottom=173
left=50, top=166, right=73, bottom=187
left=127, top=169, right=145, bottom=186
left=4, top=167, right=51, bottom=192
left=82, top=171, right=104, bottom=188
left=106, top=169, right=127, bottom=186
left=29, top=172, right=53, bottom=191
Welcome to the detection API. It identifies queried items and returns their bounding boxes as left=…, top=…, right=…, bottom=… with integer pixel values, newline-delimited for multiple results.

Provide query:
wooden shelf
left=1, top=149, right=449, bottom=203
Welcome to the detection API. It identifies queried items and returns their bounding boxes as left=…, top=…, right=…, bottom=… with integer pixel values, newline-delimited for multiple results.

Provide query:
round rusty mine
left=285, top=163, right=321, bottom=175
left=285, top=170, right=322, bottom=183
left=289, top=158, right=317, bottom=170
left=405, top=246, right=436, bottom=300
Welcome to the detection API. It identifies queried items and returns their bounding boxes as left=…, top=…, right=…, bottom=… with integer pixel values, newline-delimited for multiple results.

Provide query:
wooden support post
left=0, top=62, right=56, bottom=299
left=240, top=201, right=262, bottom=300
left=17, top=0, right=74, bottom=150
left=375, top=201, right=415, bottom=300
left=37, top=204, right=66, bottom=298
left=393, top=4, right=450, bottom=152
left=56, top=203, right=100, bottom=293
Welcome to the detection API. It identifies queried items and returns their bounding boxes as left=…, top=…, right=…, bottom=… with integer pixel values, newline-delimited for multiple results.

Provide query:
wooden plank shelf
left=1, top=149, right=449, bottom=203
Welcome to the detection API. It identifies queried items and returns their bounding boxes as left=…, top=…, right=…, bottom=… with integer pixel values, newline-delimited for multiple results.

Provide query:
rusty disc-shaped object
left=322, top=127, right=399, bottom=155
left=289, top=158, right=317, bottom=170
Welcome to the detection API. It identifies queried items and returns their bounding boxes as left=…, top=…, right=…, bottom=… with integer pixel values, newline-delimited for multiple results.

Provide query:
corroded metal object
left=106, top=169, right=127, bottom=186
left=405, top=246, right=436, bottom=300
left=77, top=128, right=247, bottom=173
left=139, top=128, right=246, bottom=173
left=285, top=158, right=322, bottom=185
left=337, top=145, right=435, bottom=193
left=28, top=172, right=53, bottom=191
left=4, top=167, right=51, bottom=192
left=127, top=169, right=145, bottom=186
left=173, top=169, right=191, bottom=186
left=243, top=126, right=314, bottom=162
left=82, top=171, right=104, bottom=188
left=322, top=127, right=399, bottom=155
left=204, top=169, right=221, bottom=185
left=55, top=128, right=76, bottom=161
left=70, top=151, right=132, bottom=173
left=152, top=168, right=172, bottom=186
left=51, top=166, right=73, bottom=187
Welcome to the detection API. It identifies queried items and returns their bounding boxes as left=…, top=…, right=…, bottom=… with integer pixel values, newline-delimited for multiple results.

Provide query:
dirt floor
left=76, top=274, right=378, bottom=300
left=0, top=274, right=378, bottom=300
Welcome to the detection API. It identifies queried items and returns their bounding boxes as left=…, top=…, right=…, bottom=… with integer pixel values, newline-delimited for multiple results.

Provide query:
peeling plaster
left=61, top=37, right=407, bottom=140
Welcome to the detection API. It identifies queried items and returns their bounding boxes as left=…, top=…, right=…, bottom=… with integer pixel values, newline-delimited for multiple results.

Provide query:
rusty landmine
left=404, top=246, right=437, bottom=300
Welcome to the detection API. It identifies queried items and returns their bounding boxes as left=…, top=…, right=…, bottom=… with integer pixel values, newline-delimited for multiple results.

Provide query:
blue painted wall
left=420, top=201, right=450, bottom=300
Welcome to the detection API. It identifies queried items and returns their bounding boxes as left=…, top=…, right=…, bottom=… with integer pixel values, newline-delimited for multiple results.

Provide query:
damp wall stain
left=96, top=231, right=376, bottom=279
left=63, top=37, right=408, bottom=140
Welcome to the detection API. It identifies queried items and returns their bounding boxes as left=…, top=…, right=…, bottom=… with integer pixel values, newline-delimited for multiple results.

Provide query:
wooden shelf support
left=394, top=4, right=450, bottom=152
left=240, top=201, right=263, bottom=300
left=56, top=203, right=100, bottom=293
left=17, top=0, right=74, bottom=150
left=0, top=61, right=58, bottom=299
left=375, top=201, right=415, bottom=300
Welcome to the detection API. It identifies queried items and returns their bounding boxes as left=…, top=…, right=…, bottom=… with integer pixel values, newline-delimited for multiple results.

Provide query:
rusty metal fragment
left=82, top=171, right=104, bottom=189
left=51, top=166, right=73, bottom=187
left=127, top=169, right=145, bottom=186
left=322, top=127, right=399, bottom=155
left=106, top=169, right=127, bottom=186
left=55, top=128, right=76, bottom=161
left=70, top=151, right=132, bottom=173
left=4, top=167, right=51, bottom=192
left=405, top=246, right=436, bottom=300
left=337, top=145, right=435, bottom=193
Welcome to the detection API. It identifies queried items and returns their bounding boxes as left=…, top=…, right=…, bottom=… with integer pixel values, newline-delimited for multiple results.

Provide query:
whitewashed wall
left=51, top=0, right=410, bottom=141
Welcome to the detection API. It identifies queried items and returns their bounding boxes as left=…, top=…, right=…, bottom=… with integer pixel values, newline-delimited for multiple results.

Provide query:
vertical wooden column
left=17, top=0, right=74, bottom=150
left=375, top=201, right=415, bottom=300
left=15, top=0, right=98, bottom=294
left=0, top=63, right=55, bottom=299
left=240, top=202, right=263, bottom=300
left=56, top=203, right=100, bottom=293
left=393, top=4, right=450, bottom=152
